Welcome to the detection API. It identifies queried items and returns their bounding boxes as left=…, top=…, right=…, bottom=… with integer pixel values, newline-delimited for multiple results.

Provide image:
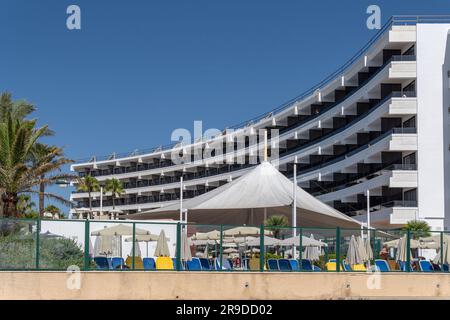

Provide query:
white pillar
left=366, top=189, right=371, bottom=230
left=292, top=163, right=297, bottom=237
left=100, top=186, right=103, bottom=216
left=179, top=176, right=184, bottom=223
left=263, top=129, right=268, bottom=162
left=292, top=163, right=297, bottom=258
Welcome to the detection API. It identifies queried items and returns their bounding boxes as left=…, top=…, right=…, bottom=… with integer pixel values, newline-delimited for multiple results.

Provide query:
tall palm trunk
left=112, top=194, right=115, bottom=210
left=39, top=175, right=45, bottom=217
left=2, top=192, right=19, bottom=218
left=88, top=189, right=92, bottom=219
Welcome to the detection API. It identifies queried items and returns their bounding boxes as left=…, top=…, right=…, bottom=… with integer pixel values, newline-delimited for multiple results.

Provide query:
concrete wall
left=416, top=24, right=450, bottom=231
left=0, top=272, right=449, bottom=300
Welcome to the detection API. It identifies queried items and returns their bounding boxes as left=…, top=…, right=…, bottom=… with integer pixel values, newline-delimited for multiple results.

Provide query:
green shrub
left=0, top=233, right=85, bottom=270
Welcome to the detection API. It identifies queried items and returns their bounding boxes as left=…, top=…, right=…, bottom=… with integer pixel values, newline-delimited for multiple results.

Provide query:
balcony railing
left=77, top=88, right=417, bottom=182
left=74, top=14, right=430, bottom=164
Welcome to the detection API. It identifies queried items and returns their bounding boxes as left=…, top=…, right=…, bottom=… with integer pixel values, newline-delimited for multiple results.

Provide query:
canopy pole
left=263, top=129, right=268, bottom=162
left=292, top=163, right=297, bottom=258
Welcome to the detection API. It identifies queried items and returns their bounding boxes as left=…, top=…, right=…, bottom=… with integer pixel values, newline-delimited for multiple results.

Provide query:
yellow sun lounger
left=351, top=264, right=367, bottom=271
left=125, top=256, right=144, bottom=269
left=325, top=261, right=336, bottom=271
left=156, top=256, right=174, bottom=270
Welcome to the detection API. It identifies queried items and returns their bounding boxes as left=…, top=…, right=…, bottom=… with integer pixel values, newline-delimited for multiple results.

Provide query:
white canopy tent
left=131, top=162, right=361, bottom=228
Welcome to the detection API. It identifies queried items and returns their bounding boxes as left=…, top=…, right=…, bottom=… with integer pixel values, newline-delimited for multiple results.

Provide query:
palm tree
left=264, top=215, right=289, bottom=239
left=0, top=111, right=48, bottom=217
left=0, top=93, right=71, bottom=218
left=0, top=92, right=54, bottom=135
left=0, top=92, right=35, bottom=121
left=30, top=143, right=74, bottom=216
left=104, top=178, right=124, bottom=209
left=402, top=220, right=431, bottom=239
left=77, top=175, right=100, bottom=214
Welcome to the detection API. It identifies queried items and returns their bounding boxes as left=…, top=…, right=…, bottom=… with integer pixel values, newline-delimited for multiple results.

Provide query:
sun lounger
left=143, top=257, right=156, bottom=270
left=267, top=259, right=279, bottom=271
left=125, top=256, right=144, bottom=269
left=342, top=260, right=352, bottom=271
left=111, top=257, right=125, bottom=269
left=227, top=259, right=234, bottom=270
left=374, top=259, right=390, bottom=272
left=94, top=257, right=110, bottom=270
left=397, top=260, right=414, bottom=271
left=300, top=259, right=313, bottom=271
left=419, top=260, right=434, bottom=272
left=278, top=259, right=292, bottom=271
left=289, top=259, right=299, bottom=271
left=352, top=264, right=366, bottom=271
left=156, top=256, right=174, bottom=270
left=199, top=258, right=211, bottom=270
left=443, top=264, right=449, bottom=272
left=187, top=258, right=202, bottom=271
left=325, top=260, right=336, bottom=271
left=313, top=265, right=322, bottom=271
left=214, top=257, right=232, bottom=270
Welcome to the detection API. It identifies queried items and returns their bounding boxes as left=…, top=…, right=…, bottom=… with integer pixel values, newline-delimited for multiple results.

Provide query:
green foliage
left=44, top=205, right=60, bottom=214
left=265, top=253, right=282, bottom=260
left=264, top=215, right=289, bottom=239
left=17, top=194, right=38, bottom=218
left=0, top=228, right=85, bottom=270
left=402, top=220, right=431, bottom=239
left=0, top=92, right=74, bottom=218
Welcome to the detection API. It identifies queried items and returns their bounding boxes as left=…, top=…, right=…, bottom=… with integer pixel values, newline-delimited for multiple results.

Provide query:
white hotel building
left=71, top=16, right=450, bottom=231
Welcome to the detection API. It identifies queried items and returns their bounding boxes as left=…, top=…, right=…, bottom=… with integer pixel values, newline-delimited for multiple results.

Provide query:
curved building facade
left=71, top=16, right=450, bottom=231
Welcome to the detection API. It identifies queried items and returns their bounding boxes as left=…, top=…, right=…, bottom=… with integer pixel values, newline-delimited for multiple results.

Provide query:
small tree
left=44, top=205, right=61, bottom=219
left=402, top=220, right=431, bottom=239
left=17, top=194, right=38, bottom=219
left=264, top=215, right=289, bottom=239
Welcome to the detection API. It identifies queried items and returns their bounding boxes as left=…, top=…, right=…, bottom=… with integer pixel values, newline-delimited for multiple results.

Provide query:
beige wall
left=0, top=271, right=450, bottom=300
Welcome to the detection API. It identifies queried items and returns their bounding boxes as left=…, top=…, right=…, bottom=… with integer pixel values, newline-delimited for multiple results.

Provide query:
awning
left=130, top=162, right=361, bottom=228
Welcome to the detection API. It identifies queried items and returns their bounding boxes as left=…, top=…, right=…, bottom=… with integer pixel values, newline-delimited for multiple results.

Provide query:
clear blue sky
left=1, top=0, right=449, bottom=211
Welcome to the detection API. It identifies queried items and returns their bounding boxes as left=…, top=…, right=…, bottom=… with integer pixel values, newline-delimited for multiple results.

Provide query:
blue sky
left=1, top=0, right=449, bottom=211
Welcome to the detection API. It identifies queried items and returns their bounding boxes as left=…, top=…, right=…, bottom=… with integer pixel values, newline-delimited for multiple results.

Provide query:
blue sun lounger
left=111, top=257, right=125, bottom=269
left=199, top=258, right=211, bottom=270
left=289, top=259, right=299, bottom=271
left=342, top=260, right=352, bottom=271
left=267, top=259, right=279, bottom=271
left=300, top=259, right=313, bottom=271
left=419, top=260, right=434, bottom=272
left=374, top=259, right=390, bottom=272
left=94, top=257, right=110, bottom=270
left=278, top=259, right=292, bottom=271
left=187, top=258, right=202, bottom=271
left=143, top=257, right=156, bottom=270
